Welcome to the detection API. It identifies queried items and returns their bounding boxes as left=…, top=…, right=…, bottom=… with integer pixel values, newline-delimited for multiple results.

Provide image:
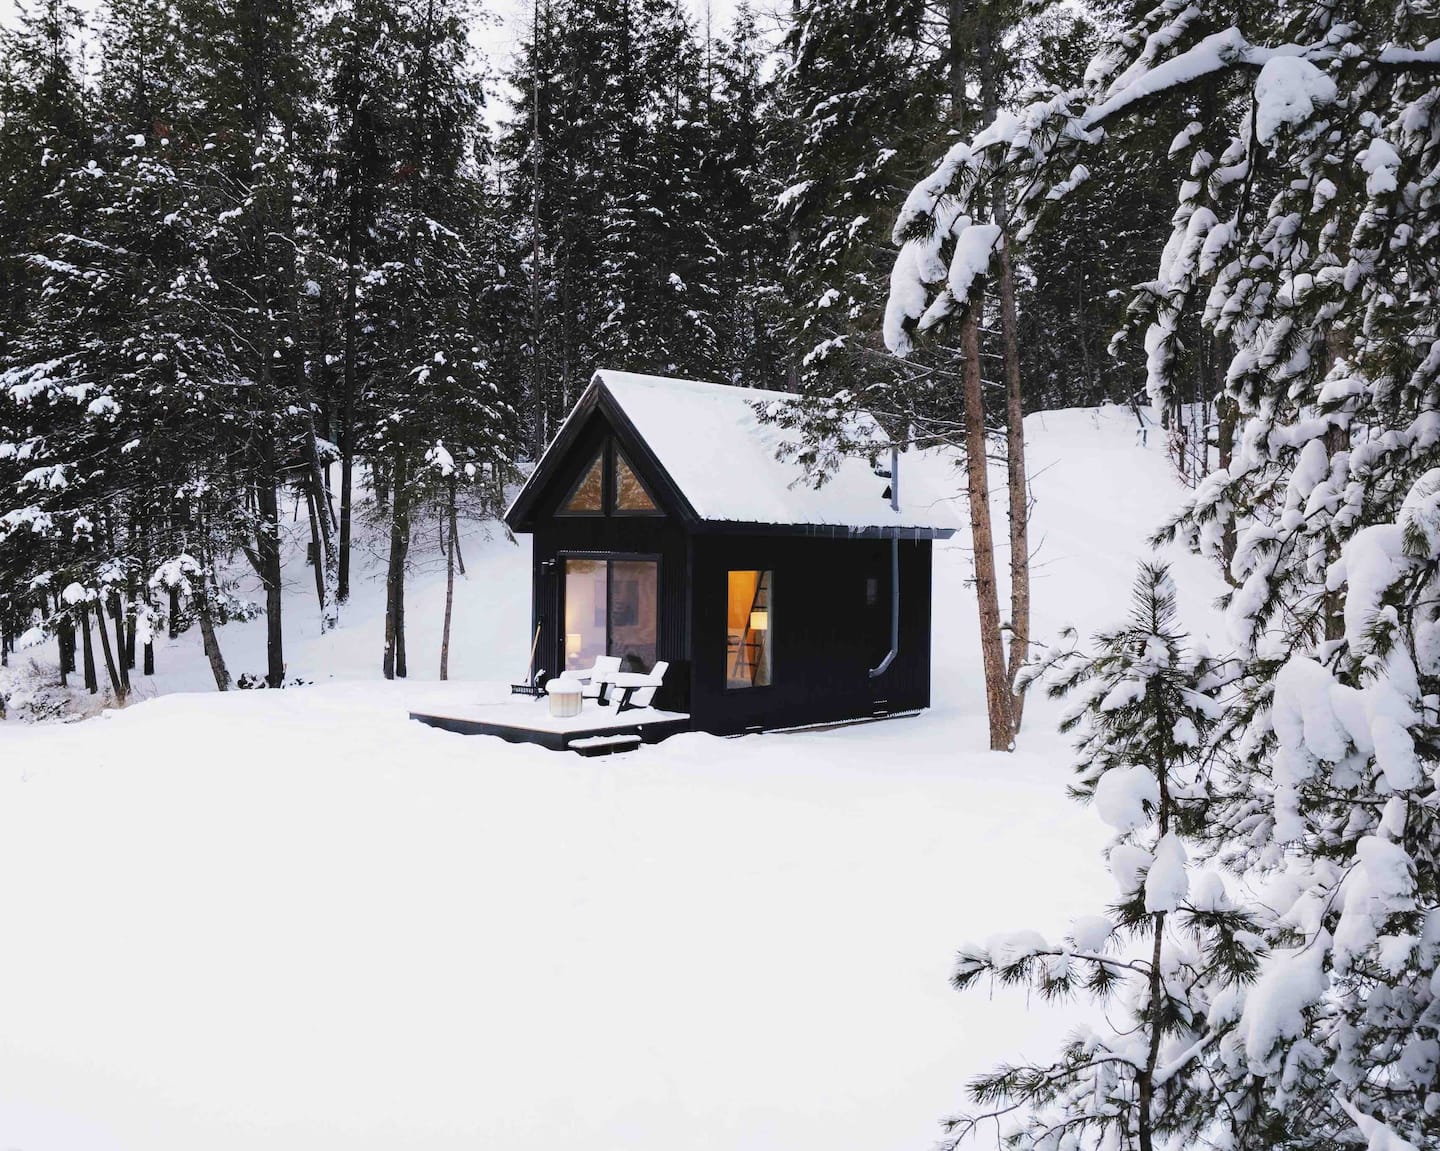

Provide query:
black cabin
left=503, top=370, right=957, bottom=736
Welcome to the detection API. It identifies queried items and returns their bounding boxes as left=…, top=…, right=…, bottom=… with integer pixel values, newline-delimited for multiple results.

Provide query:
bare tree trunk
left=109, top=591, right=127, bottom=678
left=123, top=573, right=138, bottom=670
left=254, top=462, right=285, bottom=688
left=108, top=591, right=131, bottom=697
left=1214, top=336, right=1238, bottom=580
left=339, top=233, right=358, bottom=604
left=195, top=583, right=231, bottom=691
left=947, top=0, right=967, bottom=129
left=79, top=600, right=98, bottom=694
left=55, top=589, right=75, bottom=685
left=960, top=298, right=1014, bottom=750
left=304, top=483, right=326, bottom=613
left=440, top=480, right=457, bottom=681
left=450, top=496, right=466, bottom=576
left=302, top=425, right=338, bottom=630
left=997, top=231, right=1030, bottom=736
left=977, top=10, right=1025, bottom=743
left=1136, top=704, right=1174, bottom=1151
left=383, top=446, right=411, bottom=679
left=95, top=597, right=128, bottom=705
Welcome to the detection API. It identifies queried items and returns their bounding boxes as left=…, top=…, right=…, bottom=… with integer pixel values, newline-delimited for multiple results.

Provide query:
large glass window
left=559, top=442, right=661, bottom=516
left=726, top=570, right=772, bottom=688
left=564, top=557, right=659, bottom=673
left=610, top=560, right=659, bottom=670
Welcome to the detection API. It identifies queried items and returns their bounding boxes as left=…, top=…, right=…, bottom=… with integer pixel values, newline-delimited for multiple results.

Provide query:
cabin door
left=561, top=556, right=659, bottom=673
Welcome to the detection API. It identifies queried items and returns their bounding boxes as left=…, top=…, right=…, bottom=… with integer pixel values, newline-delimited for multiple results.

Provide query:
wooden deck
left=410, top=697, right=691, bottom=753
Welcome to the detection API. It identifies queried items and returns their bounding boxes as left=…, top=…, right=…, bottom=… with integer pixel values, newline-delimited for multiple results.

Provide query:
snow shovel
left=511, top=624, right=546, bottom=697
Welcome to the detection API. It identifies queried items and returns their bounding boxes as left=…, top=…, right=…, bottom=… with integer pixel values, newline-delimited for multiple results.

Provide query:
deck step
left=569, top=733, right=644, bottom=756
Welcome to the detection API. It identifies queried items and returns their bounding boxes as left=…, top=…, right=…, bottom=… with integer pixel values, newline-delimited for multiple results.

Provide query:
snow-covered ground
left=0, top=406, right=1224, bottom=1151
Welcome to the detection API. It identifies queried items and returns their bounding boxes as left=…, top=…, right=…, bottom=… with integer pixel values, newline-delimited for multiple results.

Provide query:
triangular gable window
left=614, top=450, right=658, bottom=513
left=561, top=450, right=605, bottom=513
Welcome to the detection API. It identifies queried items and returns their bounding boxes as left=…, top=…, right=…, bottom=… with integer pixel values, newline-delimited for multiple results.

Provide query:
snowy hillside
left=0, top=407, right=1222, bottom=1151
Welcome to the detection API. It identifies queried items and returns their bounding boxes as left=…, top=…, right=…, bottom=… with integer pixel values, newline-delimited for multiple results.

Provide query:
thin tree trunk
left=95, top=597, right=127, bottom=705
left=305, top=482, right=326, bottom=613
left=255, top=464, right=285, bottom=688
left=302, top=424, right=338, bottom=630
left=1214, top=335, right=1238, bottom=580
left=947, top=0, right=967, bottom=129
left=1322, top=330, right=1348, bottom=642
left=960, top=299, right=1013, bottom=750
left=195, top=584, right=231, bottom=691
left=339, top=228, right=358, bottom=603
left=997, top=230, right=1030, bottom=736
left=383, top=446, right=411, bottom=679
left=123, top=574, right=138, bottom=669
left=109, top=591, right=128, bottom=682
left=55, top=590, right=75, bottom=682
left=440, top=480, right=456, bottom=681
left=451, top=496, right=466, bottom=576
left=976, top=2, right=1028, bottom=740
left=108, top=591, right=131, bottom=697
left=1137, top=703, right=1174, bottom=1151
left=79, top=600, right=98, bottom=694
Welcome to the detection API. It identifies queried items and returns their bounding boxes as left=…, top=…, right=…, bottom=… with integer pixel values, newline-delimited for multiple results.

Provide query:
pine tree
left=901, top=0, right=1440, bottom=1143
left=703, top=2, right=786, bottom=389
left=365, top=0, right=511, bottom=678
left=771, top=0, right=938, bottom=397
left=948, top=565, right=1269, bottom=1150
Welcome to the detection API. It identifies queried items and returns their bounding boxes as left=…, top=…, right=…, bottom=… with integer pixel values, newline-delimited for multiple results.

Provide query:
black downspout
left=870, top=445, right=900, bottom=679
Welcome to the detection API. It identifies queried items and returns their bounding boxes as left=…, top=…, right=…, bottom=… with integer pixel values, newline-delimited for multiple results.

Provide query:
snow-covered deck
left=409, top=693, right=690, bottom=752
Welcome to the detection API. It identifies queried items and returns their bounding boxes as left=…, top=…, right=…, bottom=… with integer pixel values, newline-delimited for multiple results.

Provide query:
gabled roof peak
left=506, top=369, right=958, bottom=538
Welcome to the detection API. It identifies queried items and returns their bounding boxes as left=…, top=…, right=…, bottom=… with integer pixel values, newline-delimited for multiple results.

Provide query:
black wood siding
left=687, top=534, right=932, bottom=734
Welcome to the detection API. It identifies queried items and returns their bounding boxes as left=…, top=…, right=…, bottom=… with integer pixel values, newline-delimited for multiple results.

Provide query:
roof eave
left=689, top=520, right=955, bottom=540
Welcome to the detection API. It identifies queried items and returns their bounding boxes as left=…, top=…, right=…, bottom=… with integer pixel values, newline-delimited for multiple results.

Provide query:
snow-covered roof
left=507, top=369, right=959, bottom=537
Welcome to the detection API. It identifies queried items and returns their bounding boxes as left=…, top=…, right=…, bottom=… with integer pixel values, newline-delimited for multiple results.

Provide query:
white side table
left=547, top=678, right=584, bottom=718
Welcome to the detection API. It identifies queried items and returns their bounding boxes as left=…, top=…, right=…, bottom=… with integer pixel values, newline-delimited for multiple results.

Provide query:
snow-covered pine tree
left=499, top=0, right=618, bottom=442
left=163, top=0, right=326, bottom=685
left=701, top=2, right=786, bottom=390
left=1007, top=10, right=1181, bottom=414
left=771, top=0, right=939, bottom=398
left=315, top=0, right=416, bottom=603
left=592, top=0, right=721, bottom=376
left=946, top=564, right=1272, bottom=1151
left=362, top=0, right=510, bottom=679
left=0, top=0, right=109, bottom=687
left=892, top=0, right=1440, bottom=1143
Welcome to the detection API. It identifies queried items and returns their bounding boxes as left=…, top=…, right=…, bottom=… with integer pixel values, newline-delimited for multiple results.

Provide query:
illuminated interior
left=562, top=451, right=604, bottom=513
left=726, top=570, right=772, bottom=688
left=614, top=452, right=658, bottom=512
left=564, top=557, right=659, bottom=673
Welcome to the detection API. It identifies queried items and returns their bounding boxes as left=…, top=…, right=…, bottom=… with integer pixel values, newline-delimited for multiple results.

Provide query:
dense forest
left=0, top=0, right=1178, bottom=698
